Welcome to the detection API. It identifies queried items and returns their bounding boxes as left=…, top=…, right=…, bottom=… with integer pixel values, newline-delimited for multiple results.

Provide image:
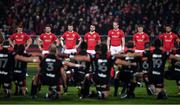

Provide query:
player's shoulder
left=171, top=32, right=178, bottom=37
left=50, top=33, right=56, bottom=36
left=95, top=32, right=100, bottom=35
left=40, top=33, right=45, bottom=36
left=108, top=29, right=113, bottom=33
left=22, top=32, right=28, bottom=35
left=118, top=29, right=124, bottom=33
left=10, top=33, right=18, bottom=37
left=73, top=31, right=79, bottom=35
left=133, top=33, right=139, bottom=36
left=143, top=32, right=149, bottom=36
left=84, top=32, right=90, bottom=36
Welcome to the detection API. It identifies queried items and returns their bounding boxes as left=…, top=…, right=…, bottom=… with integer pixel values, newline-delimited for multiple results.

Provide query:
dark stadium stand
left=0, top=0, right=179, bottom=37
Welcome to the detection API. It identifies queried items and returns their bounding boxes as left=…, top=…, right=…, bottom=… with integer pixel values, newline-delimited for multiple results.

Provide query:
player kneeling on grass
left=70, top=43, right=137, bottom=99
left=31, top=44, right=67, bottom=99
left=145, top=39, right=170, bottom=99
left=117, top=41, right=140, bottom=99
left=141, top=43, right=155, bottom=96
left=165, top=42, right=180, bottom=96
left=0, top=41, right=39, bottom=97
left=0, top=41, right=14, bottom=98
left=13, top=44, right=40, bottom=96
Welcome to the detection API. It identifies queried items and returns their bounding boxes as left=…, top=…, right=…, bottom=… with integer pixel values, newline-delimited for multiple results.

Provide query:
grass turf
left=0, top=65, right=180, bottom=104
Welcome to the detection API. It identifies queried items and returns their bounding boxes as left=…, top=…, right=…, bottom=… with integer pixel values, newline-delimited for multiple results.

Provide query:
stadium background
left=0, top=0, right=180, bottom=104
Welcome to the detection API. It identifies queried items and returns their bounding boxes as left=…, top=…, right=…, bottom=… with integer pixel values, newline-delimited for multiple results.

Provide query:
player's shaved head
left=49, top=44, right=57, bottom=55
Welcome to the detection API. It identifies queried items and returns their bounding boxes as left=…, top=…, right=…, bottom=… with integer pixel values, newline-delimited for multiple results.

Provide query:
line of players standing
left=0, top=22, right=180, bottom=100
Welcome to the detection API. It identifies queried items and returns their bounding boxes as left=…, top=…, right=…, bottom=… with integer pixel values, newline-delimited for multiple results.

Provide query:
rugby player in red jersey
left=133, top=25, right=149, bottom=53
left=8, top=25, right=32, bottom=51
left=84, top=24, right=101, bottom=55
left=60, top=24, right=82, bottom=54
left=107, top=22, right=125, bottom=55
left=159, top=25, right=179, bottom=52
left=37, top=25, right=59, bottom=55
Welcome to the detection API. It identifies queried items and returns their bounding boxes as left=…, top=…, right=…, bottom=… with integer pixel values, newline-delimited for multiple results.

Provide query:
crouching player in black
left=145, top=39, right=170, bottom=99
left=165, top=42, right=180, bottom=96
left=31, top=44, right=67, bottom=99
left=0, top=41, right=14, bottom=97
left=117, top=41, right=140, bottom=98
left=70, top=42, right=137, bottom=99
left=141, top=43, right=155, bottom=95
left=0, top=42, right=39, bottom=97
left=13, top=44, right=40, bottom=96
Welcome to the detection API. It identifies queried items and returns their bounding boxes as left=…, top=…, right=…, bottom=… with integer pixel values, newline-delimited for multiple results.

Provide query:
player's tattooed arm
left=15, top=55, right=40, bottom=63
left=169, top=54, right=180, bottom=61
left=63, top=61, right=82, bottom=68
left=115, top=58, right=137, bottom=66
left=69, top=55, right=91, bottom=62
left=114, top=52, right=142, bottom=58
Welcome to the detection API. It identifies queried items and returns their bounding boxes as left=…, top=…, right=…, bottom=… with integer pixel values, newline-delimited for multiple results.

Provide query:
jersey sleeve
left=173, top=34, right=178, bottom=40
left=96, top=33, right=101, bottom=41
left=61, top=33, right=66, bottom=39
left=39, top=34, right=44, bottom=40
left=107, top=30, right=111, bottom=37
left=53, top=34, right=58, bottom=41
left=121, top=30, right=125, bottom=37
left=76, top=32, right=81, bottom=40
left=145, top=34, right=150, bottom=42
left=84, top=33, right=88, bottom=41
left=159, top=34, right=164, bottom=40
left=133, top=34, right=136, bottom=42
left=25, top=34, right=30, bottom=40
left=9, top=34, right=15, bottom=40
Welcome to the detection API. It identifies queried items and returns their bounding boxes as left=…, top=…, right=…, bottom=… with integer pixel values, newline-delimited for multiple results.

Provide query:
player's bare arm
left=69, top=55, right=91, bottom=62
left=107, top=37, right=110, bottom=50
left=15, top=55, right=40, bottom=63
left=169, top=54, right=180, bottom=61
left=115, top=58, right=137, bottom=66
left=60, top=37, right=65, bottom=48
left=37, top=38, right=43, bottom=50
left=8, top=38, right=14, bottom=48
left=25, top=38, right=32, bottom=50
left=76, top=37, right=82, bottom=48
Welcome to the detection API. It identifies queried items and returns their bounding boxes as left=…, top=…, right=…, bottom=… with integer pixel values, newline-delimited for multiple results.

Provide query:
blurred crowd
left=0, top=0, right=179, bottom=37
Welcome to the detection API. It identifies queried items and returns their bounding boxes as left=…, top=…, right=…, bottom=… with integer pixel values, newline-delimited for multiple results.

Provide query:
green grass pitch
left=0, top=64, right=180, bottom=104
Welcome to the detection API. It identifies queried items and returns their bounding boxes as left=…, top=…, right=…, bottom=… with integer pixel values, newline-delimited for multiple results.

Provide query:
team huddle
left=0, top=22, right=180, bottom=100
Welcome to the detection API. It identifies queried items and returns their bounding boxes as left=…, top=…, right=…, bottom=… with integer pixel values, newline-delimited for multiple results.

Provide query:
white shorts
left=110, top=46, right=124, bottom=55
left=64, top=48, right=77, bottom=54
left=42, top=50, right=49, bottom=55
left=135, top=50, right=144, bottom=53
left=87, top=50, right=96, bottom=55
